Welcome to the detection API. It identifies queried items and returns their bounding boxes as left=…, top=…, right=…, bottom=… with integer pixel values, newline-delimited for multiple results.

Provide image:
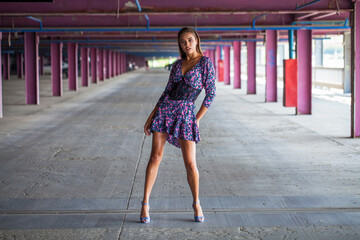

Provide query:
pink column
left=68, top=43, right=78, bottom=91
left=247, top=41, right=256, bottom=94
left=105, top=50, right=109, bottom=79
left=112, top=51, right=116, bottom=76
left=210, top=49, right=216, bottom=68
left=0, top=32, right=3, bottom=118
left=233, top=41, right=241, bottom=89
left=17, top=53, right=23, bottom=78
left=25, top=32, right=39, bottom=105
left=120, top=53, right=124, bottom=73
left=98, top=49, right=103, bottom=81
left=351, top=1, right=360, bottom=137
left=3, top=53, right=10, bottom=80
left=39, top=54, right=44, bottom=75
left=215, top=46, right=220, bottom=81
left=108, top=51, right=112, bottom=78
left=117, top=53, right=121, bottom=75
left=296, top=30, right=312, bottom=114
left=81, top=47, right=89, bottom=87
left=91, top=48, right=98, bottom=84
left=224, top=46, right=230, bottom=85
left=51, top=41, right=63, bottom=96
left=265, top=30, right=278, bottom=102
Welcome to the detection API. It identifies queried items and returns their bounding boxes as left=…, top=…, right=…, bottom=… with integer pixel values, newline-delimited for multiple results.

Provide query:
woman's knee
left=184, top=161, right=198, bottom=174
left=149, top=150, right=163, bottom=166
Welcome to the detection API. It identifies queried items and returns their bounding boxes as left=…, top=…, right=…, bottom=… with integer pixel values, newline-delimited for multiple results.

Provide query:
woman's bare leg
left=140, top=131, right=168, bottom=219
left=178, top=139, right=203, bottom=218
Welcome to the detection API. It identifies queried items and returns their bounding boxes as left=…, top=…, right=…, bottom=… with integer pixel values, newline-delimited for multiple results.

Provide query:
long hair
left=177, top=27, right=203, bottom=60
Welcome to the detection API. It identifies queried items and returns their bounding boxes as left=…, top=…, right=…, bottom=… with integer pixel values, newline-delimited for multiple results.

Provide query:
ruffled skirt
left=150, top=96, right=200, bottom=148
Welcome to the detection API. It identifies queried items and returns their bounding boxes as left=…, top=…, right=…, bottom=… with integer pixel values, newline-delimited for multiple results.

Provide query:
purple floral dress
left=150, top=56, right=216, bottom=148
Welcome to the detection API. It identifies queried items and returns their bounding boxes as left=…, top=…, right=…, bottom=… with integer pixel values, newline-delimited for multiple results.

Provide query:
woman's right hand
left=144, top=120, right=152, bottom=136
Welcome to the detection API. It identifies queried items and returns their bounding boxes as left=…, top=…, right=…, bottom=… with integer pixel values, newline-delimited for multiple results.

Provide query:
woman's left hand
left=196, top=119, right=200, bottom=128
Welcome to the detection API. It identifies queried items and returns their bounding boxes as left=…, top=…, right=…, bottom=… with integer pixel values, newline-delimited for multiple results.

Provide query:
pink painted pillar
left=120, top=53, right=124, bottom=73
left=98, top=49, right=104, bottom=81
left=2, top=53, right=10, bottom=80
left=25, top=32, right=39, bottom=105
left=68, top=43, right=78, bottom=91
left=39, top=54, right=44, bottom=75
left=233, top=41, right=241, bottom=89
left=247, top=41, right=256, bottom=94
left=265, top=30, right=278, bottom=102
left=105, top=50, right=110, bottom=79
left=296, top=30, right=312, bottom=115
left=224, top=46, right=230, bottom=85
left=109, top=51, right=113, bottom=78
left=211, top=49, right=216, bottom=68
left=81, top=47, right=89, bottom=87
left=91, top=48, right=98, bottom=84
left=0, top=32, right=3, bottom=118
left=351, top=1, right=360, bottom=137
left=215, top=46, right=220, bottom=81
left=51, top=41, right=63, bottom=96
left=121, top=53, right=124, bottom=74
left=17, top=53, right=24, bottom=78
left=117, top=53, right=121, bottom=75
left=112, top=51, right=116, bottom=76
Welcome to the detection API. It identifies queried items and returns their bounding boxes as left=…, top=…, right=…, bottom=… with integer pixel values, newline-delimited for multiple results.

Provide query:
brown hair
left=177, top=27, right=203, bottom=60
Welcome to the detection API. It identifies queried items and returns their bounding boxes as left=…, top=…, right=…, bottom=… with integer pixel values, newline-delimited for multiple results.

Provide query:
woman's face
left=180, top=32, right=198, bottom=56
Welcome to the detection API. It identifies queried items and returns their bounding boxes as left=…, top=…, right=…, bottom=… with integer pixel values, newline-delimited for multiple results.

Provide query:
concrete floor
left=0, top=69, right=359, bottom=240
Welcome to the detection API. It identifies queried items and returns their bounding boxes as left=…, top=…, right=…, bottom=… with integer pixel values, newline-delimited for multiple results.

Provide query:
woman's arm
left=197, top=58, right=216, bottom=127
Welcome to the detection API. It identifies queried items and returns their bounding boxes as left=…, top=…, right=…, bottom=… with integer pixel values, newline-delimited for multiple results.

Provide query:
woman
left=140, top=27, right=216, bottom=223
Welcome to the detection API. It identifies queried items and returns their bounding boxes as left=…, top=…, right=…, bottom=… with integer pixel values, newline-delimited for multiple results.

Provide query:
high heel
left=140, top=201, right=150, bottom=223
left=192, top=201, right=204, bottom=223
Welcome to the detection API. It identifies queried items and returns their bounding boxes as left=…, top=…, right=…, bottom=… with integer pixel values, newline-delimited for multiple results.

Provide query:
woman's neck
left=185, top=53, right=201, bottom=61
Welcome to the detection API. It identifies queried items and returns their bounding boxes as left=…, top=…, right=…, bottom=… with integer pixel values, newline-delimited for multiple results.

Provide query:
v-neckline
left=181, top=56, right=203, bottom=76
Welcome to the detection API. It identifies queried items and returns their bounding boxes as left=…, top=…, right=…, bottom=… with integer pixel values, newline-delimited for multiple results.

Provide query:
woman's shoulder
left=200, top=55, right=214, bottom=68
left=201, top=55, right=213, bottom=64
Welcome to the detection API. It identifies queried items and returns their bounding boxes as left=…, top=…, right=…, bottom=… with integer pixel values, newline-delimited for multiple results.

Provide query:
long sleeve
left=156, top=60, right=179, bottom=106
left=202, top=58, right=216, bottom=108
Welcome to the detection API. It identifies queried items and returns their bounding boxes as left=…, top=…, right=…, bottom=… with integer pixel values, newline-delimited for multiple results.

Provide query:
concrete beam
left=25, top=32, right=39, bottom=105
left=233, top=41, right=241, bottom=89
left=68, top=43, right=78, bottom=91
left=17, top=52, right=23, bottom=79
left=51, top=41, right=63, bottom=96
left=224, top=46, right=230, bottom=85
left=2, top=53, right=10, bottom=80
left=296, top=30, right=312, bottom=115
left=0, top=32, right=2, bottom=118
left=265, top=30, right=278, bottom=102
left=247, top=41, right=256, bottom=94
left=91, top=48, right=98, bottom=84
left=351, top=1, right=360, bottom=137
left=81, top=47, right=89, bottom=87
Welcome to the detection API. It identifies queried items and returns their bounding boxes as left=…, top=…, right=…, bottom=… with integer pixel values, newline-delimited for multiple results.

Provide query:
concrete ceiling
left=0, top=0, right=353, bottom=57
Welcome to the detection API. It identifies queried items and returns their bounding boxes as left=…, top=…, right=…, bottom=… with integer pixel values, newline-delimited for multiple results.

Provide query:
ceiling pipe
left=0, top=24, right=351, bottom=33
left=295, top=0, right=323, bottom=10
left=0, top=9, right=352, bottom=17
left=312, top=12, right=337, bottom=20
left=252, top=13, right=268, bottom=28
left=297, top=11, right=320, bottom=20
left=26, top=16, right=43, bottom=30
left=1, top=38, right=263, bottom=45
left=134, top=0, right=150, bottom=29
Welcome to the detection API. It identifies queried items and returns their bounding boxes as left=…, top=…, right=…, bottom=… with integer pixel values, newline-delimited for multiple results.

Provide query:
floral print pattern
left=150, top=56, right=216, bottom=148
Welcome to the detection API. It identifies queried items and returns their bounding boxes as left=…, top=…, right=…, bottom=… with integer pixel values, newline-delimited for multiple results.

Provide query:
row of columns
left=0, top=32, right=129, bottom=117
left=208, top=27, right=359, bottom=137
